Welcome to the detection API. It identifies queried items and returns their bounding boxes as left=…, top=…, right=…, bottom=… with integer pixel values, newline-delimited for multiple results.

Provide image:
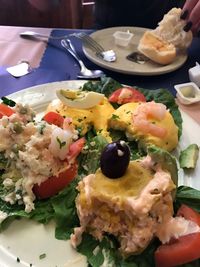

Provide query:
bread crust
left=138, top=31, right=176, bottom=65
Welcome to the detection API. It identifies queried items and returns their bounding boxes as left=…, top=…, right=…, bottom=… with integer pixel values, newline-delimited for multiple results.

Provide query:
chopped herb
left=39, top=253, right=46, bottom=260
left=39, top=124, right=46, bottom=135
left=1, top=97, right=16, bottom=107
left=30, top=264, right=33, bottom=267
left=56, top=137, right=66, bottom=149
left=126, top=110, right=131, bottom=114
left=111, top=114, right=120, bottom=120
left=17, top=257, right=20, bottom=262
left=77, top=118, right=83, bottom=123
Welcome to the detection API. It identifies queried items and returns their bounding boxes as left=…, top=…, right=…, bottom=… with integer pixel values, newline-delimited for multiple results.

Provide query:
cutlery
left=71, top=32, right=116, bottom=62
left=20, top=31, right=116, bottom=62
left=61, top=39, right=104, bottom=79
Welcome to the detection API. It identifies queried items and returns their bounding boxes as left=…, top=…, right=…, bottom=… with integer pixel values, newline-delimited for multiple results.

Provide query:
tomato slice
left=155, top=205, right=200, bottom=267
left=33, top=162, right=78, bottom=199
left=108, top=87, right=146, bottom=104
left=0, top=103, right=15, bottom=118
left=43, top=111, right=64, bottom=127
left=68, top=137, right=85, bottom=160
left=155, top=233, right=200, bottom=267
left=177, top=204, right=200, bottom=226
left=33, top=138, right=84, bottom=199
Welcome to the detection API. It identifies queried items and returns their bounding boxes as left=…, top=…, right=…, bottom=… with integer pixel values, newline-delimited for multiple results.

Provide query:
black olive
left=100, top=140, right=130, bottom=179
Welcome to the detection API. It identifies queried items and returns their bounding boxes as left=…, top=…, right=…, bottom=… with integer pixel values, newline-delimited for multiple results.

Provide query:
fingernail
left=180, top=10, right=188, bottom=20
left=183, top=21, right=193, bottom=32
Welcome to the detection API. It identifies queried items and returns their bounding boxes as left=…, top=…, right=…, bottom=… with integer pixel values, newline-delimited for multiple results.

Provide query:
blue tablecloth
left=0, top=67, right=69, bottom=97
left=1, top=28, right=200, bottom=97
left=40, top=29, right=200, bottom=96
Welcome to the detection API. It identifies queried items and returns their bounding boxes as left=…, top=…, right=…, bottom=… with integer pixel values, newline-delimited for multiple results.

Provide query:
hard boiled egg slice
left=56, top=89, right=104, bottom=109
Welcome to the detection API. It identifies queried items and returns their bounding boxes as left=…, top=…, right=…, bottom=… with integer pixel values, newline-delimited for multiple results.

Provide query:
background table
left=0, top=25, right=199, bottom=124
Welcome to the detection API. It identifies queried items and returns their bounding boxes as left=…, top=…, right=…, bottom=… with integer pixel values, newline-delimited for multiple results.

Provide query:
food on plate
left=100, top=140, right=130, bottom=178
left=72, top=141, right=200, bottom=265
left=1, top=78, right=191, bottom=267
left=71, top=143, right=200, bottom=258
left=138, top=8, right=193, bottom=65
left=108, top=101, right=179, bottom=151
left=179, top=144, right=199, bottom=169
left=155, top=204, right=200, bottom=267
left=47, top=92, right=115, bottom=141
left=0, top=101, right=84, bottom=212
left=56, top=89, right=104, bottom=109
left=138, top=31, right=176, bottom=65
left=153, top=8, right=193, bottom=50
left=108, top=87, right=146, bottom=104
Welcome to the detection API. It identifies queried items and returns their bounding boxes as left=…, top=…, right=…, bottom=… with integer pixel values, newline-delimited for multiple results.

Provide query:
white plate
left=83, top=27, right=188, bottom=76
left=0, top=81, right=199, bottom=267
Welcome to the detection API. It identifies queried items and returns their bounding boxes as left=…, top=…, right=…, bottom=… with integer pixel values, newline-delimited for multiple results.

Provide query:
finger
left=182, top=0, right=199, bottom=13
left=191, top=20, right=200, bottom=36
left=188, top=1, right=200, bottom=26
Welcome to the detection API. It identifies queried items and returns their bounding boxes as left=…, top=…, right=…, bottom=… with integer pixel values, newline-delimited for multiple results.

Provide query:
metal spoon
left=20, top=31, right=116, bottom=62
left=61, top=39, right=104, bottom=79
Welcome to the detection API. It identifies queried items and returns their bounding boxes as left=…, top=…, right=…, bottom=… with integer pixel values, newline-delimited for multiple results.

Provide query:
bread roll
left=138, top=31, right=176, bottom=65
left=138, top=8, right=193, bottom=65
left=154, top=8, right=193, bottom=50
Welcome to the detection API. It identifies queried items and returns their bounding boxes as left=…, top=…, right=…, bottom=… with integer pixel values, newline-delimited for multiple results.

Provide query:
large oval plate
left=0, top=80, right=199, bottom=267
left=83, top=26, right=187, bottom=76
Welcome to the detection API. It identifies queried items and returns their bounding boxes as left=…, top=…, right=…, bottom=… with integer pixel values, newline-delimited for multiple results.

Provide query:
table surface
left=0, top=25, right=199, bottom=124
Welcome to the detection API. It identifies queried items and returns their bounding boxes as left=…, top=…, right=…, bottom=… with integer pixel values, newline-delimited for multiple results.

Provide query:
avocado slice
left=179, top=144, right=199, bottom=169
left=147, top=145, right=178, bottom=187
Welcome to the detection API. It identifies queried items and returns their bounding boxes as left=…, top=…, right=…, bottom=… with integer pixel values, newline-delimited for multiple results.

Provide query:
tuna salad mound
left=71, top=148, right=176, bottom=256
left=0, top=102, right=81, bottom=213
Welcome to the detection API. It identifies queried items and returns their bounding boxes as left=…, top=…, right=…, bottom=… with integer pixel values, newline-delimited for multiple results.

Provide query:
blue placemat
left=40, top=29, right=200, bottom=96
left=0, top=67, right=69, bottom=97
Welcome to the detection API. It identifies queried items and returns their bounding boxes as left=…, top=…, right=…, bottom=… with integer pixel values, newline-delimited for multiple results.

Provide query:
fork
left=20, top=30, right=116, bottom=62
left=71, top=32, right=116, bottom=62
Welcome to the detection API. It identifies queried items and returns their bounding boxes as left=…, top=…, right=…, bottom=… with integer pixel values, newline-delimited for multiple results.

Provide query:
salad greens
left=0, top=76, right=199, bottom=267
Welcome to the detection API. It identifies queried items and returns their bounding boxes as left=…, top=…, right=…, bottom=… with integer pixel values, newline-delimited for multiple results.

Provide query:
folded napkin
left=0, top=66, right=70, bottom=97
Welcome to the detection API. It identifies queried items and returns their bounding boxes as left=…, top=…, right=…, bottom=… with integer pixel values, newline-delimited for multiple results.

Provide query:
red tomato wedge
left=155, top=205, right=200, bottom=267
left=33, top=162, right=78, bottom=199
left=177, top=204, right=200, bottom=226
left=0, top=103, right=15, bottom=118
left=33, top=138, right=85, bottom=199
left=43, top=111, right=64, bottom=127
left=108, top=87, right=146, bottom=104
left=68, top=137, right=85, bottom=160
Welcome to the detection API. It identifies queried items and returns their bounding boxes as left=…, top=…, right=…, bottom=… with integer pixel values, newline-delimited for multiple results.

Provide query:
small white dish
left=174, top=82, right=200, bottom=105
left=113, top=30, right=134, bottom=47
left=188, top=62, right=200, bottom=87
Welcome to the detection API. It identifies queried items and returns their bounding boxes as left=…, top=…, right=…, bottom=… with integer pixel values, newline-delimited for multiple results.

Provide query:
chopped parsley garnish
left=56, top=137, right=66, bottom=149
left=17, top=257, right=20, bottom=262
left=77, top=118, right=83, bottom=123
left=39, top=124, right=46, bottom=135
left=111, top=114, right=120, bottom=120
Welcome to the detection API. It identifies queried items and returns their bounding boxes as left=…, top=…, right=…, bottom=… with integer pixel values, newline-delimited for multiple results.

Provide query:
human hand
left=181, top=0, right=200, bottom=35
